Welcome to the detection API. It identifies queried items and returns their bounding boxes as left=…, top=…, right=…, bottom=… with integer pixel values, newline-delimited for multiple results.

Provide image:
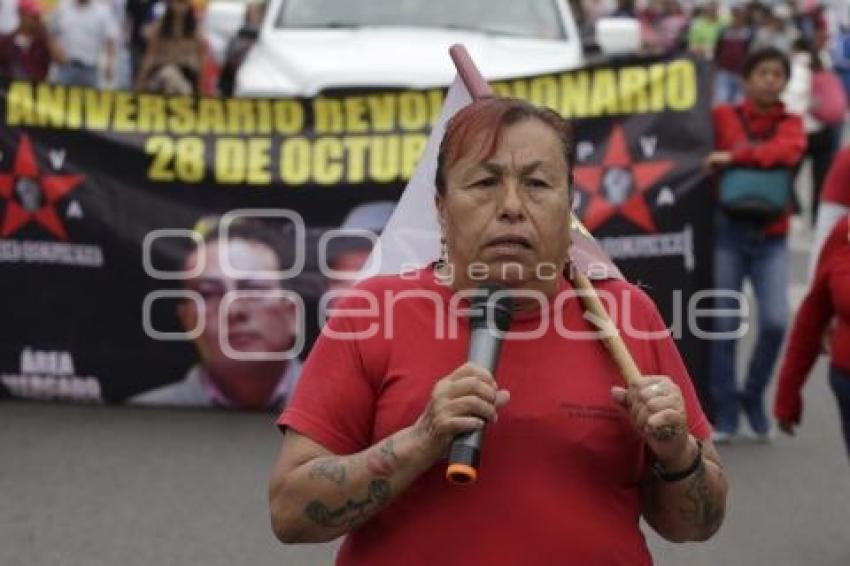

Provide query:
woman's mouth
left=484, top=235, right=533, bottom=254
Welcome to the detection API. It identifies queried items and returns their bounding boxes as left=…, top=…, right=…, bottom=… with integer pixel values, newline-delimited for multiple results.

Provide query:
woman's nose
left=498, top=181, right=525, bottom=221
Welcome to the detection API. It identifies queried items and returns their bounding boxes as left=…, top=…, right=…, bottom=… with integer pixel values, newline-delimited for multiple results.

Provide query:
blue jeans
left=54, top=62, right=98, bottom=88
left=709, top=211, right=789, bottom=434
left=829, top=366, right=850, bottom=457
left=713, top=69, right=744, bottom=106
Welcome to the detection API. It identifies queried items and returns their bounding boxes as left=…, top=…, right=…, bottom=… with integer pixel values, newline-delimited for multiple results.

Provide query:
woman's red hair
left=435, top=98, right=575, bottom=196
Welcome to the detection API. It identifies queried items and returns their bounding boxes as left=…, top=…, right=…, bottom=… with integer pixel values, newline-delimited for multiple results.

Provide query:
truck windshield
left=275, top=0, right=567, bottom=40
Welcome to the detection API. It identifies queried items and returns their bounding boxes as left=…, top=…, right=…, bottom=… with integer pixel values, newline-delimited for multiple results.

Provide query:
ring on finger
left=652, top=423, right=679, bottom=442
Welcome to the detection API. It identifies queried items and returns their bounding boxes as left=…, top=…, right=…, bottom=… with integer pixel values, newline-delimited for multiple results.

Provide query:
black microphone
left=446, top=284, right=513, bottom=485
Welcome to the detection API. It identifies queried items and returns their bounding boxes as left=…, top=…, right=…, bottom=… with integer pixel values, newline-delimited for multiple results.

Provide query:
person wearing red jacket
left=774, top=215, right=850, bottom=457
left=0, top=0, right=50, bottom=81
left=810, top=146, right=850, bottom=275
left=704, top=47, right=807, bottom=442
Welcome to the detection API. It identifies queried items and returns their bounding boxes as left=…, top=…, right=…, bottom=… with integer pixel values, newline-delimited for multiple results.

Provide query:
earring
left=439, top=235, right=448, bottom=265
left=564, top=256, right=575, bottom=280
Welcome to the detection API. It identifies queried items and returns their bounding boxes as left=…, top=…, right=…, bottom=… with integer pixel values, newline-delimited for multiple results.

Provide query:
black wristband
left=652, top=439, right=703, bottom=482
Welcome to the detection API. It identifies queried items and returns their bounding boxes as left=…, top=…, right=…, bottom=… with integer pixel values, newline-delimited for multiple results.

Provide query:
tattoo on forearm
left=304, top=479, right=392, bottom=529
left=366, top=436, right=400, bottom=477
left=678, top=461, right=723, bottom=532
left=308, top=458, right=347, bottom=487
left=380, top=435, right=399, bottom=465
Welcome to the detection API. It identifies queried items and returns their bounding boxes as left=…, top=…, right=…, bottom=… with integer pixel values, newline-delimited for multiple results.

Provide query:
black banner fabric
left=0, top=55, right=713, bottom=408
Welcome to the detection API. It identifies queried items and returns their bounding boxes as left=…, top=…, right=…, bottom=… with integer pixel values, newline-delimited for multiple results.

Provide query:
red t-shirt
left=278, top=268, right=710, bottom=565
left=821, top=147, right=850, bottom=208
left=0, top=31, right=51, bottom=82
left=714, top=26, right=753, bottom=73
left=775, top=216, right=850, bottom=423
left=712, top=100, right=807, bottom=236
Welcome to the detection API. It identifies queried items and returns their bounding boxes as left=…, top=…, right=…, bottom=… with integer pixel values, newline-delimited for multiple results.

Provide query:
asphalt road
left=3, top=171, right=849, bottom=566
left=1, top=357, right=848, bottom=566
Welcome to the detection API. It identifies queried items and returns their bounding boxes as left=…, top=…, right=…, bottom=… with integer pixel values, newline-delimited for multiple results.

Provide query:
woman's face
left=745, top=59, right=788, bottom=108
left=437, top=118, right=572, bottom=293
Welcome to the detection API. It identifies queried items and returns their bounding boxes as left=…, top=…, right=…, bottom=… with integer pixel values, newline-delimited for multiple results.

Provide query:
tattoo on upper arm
left=304, top=479, right=392, bottom=529
left=308, top=458, right=347, bottom=487
left=678, top=461, right=723, bottom=532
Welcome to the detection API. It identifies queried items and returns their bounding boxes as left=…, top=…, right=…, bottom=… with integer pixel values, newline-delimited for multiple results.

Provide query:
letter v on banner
left=365, top=44, right=623, bottom=283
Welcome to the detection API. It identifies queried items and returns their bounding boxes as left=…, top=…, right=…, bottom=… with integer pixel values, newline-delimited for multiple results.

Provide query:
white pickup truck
left=232, top=0, right=639, bottom=97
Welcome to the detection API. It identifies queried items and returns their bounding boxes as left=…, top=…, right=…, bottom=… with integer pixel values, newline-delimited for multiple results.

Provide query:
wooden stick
left=449, top=44, right=495, bottom=99
left=448, top=43, right=640, bottom=388
left=571, top=270, right=641, bottom=387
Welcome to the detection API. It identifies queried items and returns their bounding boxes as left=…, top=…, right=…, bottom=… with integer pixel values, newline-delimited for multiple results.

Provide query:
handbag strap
left=734, top=105, right=778, bottom=142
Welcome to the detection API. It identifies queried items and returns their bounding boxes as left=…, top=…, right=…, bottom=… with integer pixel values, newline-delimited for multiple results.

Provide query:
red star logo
left=573, top=124, right=674, bottom=232
left=0, top=135, right=84, bottom=240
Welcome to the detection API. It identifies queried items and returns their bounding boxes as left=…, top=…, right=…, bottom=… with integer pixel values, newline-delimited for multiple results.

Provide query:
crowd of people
left=567, top=1, right=850, bottom=455
left=1, top=0, right=848, bottom=99
left=0, top=2, right=847, bottom=559
left=1, top=0, right=848, bottom=455
left=0, top=0, right=264, bottom=95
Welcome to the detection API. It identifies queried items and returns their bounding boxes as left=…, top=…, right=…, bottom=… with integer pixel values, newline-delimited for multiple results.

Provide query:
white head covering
left=362, top=77, right=472, bottom=278
left=361, top=76, right=622, bottom=282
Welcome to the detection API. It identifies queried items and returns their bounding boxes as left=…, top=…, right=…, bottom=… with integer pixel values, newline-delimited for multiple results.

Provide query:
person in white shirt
left=49, top=0, right=118, bottom=87
left=0, top=0, right=20, bottom=34
left=782, top=38, right=842, bottom=227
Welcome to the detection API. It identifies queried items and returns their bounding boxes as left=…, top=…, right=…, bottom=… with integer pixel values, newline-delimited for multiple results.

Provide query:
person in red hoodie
left=774, top=215, right=850, bottom=457
left=704, top=47, right=807, bottom=442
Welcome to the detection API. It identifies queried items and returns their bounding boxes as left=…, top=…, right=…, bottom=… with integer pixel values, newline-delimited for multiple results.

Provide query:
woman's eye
left=470, top=177, right=497, bottom=188
left=526, top=178, right=550, bottom=188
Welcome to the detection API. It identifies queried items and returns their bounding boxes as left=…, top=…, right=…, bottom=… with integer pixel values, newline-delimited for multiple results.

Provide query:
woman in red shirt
left=774, top=215, right=850, bottom=457
left=267, top=98, right=727, bottom=563
left=0, top=0, right=51, bottom=81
